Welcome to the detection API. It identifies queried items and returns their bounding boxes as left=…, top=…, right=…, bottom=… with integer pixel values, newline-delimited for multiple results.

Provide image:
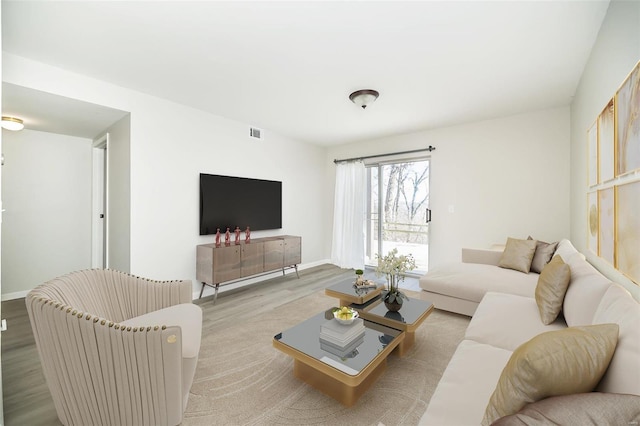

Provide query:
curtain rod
left=333, top=146, right=436, bottom=164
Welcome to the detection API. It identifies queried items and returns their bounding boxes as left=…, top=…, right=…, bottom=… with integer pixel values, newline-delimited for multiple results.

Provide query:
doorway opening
left=92, top=134, right=108, bottom=269
left=365, top=159, right=431, bottom=275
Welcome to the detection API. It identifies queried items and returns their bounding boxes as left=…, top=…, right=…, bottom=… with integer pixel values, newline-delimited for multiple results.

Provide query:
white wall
left=570, top=0, right=640, bottom=296
left=3, top=54, right=329, bottom=298
left=131, top=103, right=329, bottom=294
left=326, top=107, right=571, bottom=269
left=1, top=129, right=92, bottom=297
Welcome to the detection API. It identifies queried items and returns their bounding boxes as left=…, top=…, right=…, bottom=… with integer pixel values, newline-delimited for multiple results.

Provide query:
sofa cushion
left=121, top=303, right=202, bottom=359
left=498, top=238, right=537, bottom=273
left=527, top=237, right=558, bottom=274
left=419, top=263, right=539, bottom=304
left=562, top=255, right=612, bottom=326
left=481, top=324, right=619, bottom=426
left=535, top=255, right=571, bottom=325
left=592, top=284, right=640, bottom=395
left=419, top=339, right=513, bottom=426
left=465, top=292, right=565, bottom=351
left=490, top=393, right=640, bottom=426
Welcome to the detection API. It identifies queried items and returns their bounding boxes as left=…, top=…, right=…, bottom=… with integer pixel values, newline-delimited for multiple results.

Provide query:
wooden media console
left=196, top=235, right=301, bottom=302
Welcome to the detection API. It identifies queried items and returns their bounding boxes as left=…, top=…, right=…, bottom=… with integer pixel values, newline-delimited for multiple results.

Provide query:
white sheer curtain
left=331, top=161, right=366, bottom=269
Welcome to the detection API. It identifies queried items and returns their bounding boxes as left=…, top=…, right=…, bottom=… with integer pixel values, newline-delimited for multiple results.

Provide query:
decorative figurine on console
left=245, top=226, right=251, bottom=243
left=224, top=227, right=231, bottom=246
left=234, top=226, right=241, bottom=245
left=215, top=228, right=221, bottom=247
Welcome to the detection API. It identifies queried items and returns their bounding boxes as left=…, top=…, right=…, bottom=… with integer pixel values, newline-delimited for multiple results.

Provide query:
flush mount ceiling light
left=349, top=89, right=379, bottom=109
left=2, top=116, right=24, bottom=131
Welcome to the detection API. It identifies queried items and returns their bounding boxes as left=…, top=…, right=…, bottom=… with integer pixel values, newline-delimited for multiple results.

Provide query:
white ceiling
left=2, top=83, right=129, bottom=139
left=2, top=1, right=610, bottom=146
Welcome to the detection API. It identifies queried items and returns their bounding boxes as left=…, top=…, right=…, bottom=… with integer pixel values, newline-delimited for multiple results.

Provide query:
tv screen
left=199, top=173, right=282, bottom=235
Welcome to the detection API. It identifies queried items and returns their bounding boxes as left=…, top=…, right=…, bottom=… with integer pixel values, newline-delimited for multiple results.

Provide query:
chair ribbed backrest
left=27, top=269, right=191, bottom=323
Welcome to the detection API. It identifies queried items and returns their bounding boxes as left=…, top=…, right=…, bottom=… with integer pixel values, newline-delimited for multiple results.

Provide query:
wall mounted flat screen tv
left=199, top=173, right=282, bottom=235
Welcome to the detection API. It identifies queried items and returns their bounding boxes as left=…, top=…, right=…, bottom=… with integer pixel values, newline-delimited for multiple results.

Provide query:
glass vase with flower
left=375, top=248, right=416, bottom=311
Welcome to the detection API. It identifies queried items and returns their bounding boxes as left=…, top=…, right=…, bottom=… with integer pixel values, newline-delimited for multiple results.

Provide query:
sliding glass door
left=365, top=159, right=430, bottom=274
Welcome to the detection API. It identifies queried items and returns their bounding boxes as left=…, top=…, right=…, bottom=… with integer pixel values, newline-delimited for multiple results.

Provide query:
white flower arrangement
left=375, top=248, right=416, bottom=305
left=375, top=248, right=416, bottom=279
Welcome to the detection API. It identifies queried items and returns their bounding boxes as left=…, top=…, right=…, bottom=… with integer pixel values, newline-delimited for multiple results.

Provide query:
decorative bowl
left=333, top=307, right=359, bottom=325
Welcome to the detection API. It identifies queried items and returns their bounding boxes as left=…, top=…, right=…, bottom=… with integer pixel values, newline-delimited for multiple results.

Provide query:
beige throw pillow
left=482, top=324, right=619, bottom=426
left=527, top=236, right=559, bottom=273
left=498, top=237, right=537, bottom=273
left=535, top=255, right=571, bottom=325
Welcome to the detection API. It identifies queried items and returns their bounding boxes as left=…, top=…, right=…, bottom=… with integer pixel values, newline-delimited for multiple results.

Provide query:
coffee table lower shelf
left=293, top=358, right=386, bottom=407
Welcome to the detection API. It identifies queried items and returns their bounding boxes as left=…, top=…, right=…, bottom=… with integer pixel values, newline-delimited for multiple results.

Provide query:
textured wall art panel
left=598, top=99, right=615, bottom=183
left=615, top=63, right=640, bottom=177
left=588, top=121, right=598, bottom=187
left=616, top=181, right=640, bottom=283
left=598, top=188, right=615, bottom=264
left=587, top=191, right=599, bottom=255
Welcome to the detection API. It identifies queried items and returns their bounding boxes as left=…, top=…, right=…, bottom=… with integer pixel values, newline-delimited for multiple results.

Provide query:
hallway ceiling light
left=2, top=116, right=24, bottom=131
left=349, top=90, right=379, bottom=109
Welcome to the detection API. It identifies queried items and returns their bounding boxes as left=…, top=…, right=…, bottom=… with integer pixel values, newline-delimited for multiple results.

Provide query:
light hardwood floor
left=2, top=264, right=411, bottom=425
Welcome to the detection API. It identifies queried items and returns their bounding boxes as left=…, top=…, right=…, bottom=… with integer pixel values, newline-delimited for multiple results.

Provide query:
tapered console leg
left=213, top=283, right=220, bottom=304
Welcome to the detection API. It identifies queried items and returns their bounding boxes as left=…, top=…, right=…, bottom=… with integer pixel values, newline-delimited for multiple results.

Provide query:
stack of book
left=320, top=318, right=365, bottom=358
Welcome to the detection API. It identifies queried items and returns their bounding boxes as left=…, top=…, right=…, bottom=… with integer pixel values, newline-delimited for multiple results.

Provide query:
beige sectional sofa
left=419, top=239, right=640, bottom=425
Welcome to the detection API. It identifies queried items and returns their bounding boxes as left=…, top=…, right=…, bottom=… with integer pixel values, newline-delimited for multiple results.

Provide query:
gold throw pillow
left=535, top=255, right=571, bottom=325
left=482, top=324, right=619, bottom=426
left=498, top=237, right=537, bottom=273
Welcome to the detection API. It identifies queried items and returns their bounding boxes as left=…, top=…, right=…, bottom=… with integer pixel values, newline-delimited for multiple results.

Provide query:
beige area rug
left=184, top=291, right=469, bottom=426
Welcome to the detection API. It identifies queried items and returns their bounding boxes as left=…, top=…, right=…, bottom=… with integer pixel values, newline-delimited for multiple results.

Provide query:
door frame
left=365, top=156, right=431, bottom=274
left=92, top=134, right=109, bottom=268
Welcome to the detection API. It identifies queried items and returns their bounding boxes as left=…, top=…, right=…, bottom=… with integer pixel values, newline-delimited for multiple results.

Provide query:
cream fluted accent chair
left=26, top=269, right=202, bottom=426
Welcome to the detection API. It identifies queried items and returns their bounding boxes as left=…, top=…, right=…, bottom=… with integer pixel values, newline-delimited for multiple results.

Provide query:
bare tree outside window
left=366, top=160, right=430, bottom=272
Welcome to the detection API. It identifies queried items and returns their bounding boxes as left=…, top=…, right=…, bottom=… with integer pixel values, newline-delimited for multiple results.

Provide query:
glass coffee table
left=325, top=281, right=434, bottom=356
left=324, top=277, right=384, bottom=306
left=273, top=309, right=403, bottom=407
left=355, top=298, right=434, bottom=356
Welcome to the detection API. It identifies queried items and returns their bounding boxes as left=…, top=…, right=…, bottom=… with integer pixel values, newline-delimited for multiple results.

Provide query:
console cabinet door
left=212, top=245, right=241, bottom=283
left=264, top=240, right=284, bottom=271
left=284, top=236, right=301, bottom=265
left=241, top=242, right=264, bottom=277
left=196, top=244, right=215, bottom=284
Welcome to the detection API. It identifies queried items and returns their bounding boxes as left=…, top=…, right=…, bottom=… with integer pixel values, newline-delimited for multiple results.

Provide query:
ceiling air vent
left=249, top=127, right=263, bottom=140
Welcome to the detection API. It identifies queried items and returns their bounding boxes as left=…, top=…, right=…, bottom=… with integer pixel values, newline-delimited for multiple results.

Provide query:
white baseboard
left=2, top=290, right=30, bottom=301
left=299, top=259, right=332, bottom=270
left=192, top=259, right=332, bottom=300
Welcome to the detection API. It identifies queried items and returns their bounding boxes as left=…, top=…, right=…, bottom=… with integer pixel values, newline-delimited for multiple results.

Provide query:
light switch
left=448, top=205, right=455, bottom=213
